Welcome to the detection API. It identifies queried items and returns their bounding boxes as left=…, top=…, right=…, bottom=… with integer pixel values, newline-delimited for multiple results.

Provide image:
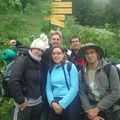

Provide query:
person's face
left=84, top=48, right=98, bottom=64
left=31, top=48, right=43, bottom=58
left=71, top=38, right=80, bottom=51
left=52, top=48, right=65, bottom=64
left=50, top=34, right=61, bottom=47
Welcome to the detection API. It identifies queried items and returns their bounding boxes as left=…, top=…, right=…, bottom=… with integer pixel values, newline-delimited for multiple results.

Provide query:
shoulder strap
left=103, top=64, right=112, bottom=88
left=62, top=65, right=70, bottom=90
left=81, top=67, right=85, bottom=82
left=67, top=62, right=72, bottom=77
left=49, top=66, right=53, bottom=75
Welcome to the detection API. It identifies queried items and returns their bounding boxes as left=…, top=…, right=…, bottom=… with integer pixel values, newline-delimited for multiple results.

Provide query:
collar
left=29, top=50, right=41, bottom=63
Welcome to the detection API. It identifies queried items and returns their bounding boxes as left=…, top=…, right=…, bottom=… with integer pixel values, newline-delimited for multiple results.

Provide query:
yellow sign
left=44, top=1, right=72, bottom=27
left=52, top=2, right=72, bottom=8
left=52, top=8, right=72, bottom=14
left=51, top=19, right=64, bottom=28
left=44, top=15, right=65, bottom=20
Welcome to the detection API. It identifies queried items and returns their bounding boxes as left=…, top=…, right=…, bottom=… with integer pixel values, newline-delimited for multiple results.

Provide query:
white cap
left=30, top=33, right=48, bottom=51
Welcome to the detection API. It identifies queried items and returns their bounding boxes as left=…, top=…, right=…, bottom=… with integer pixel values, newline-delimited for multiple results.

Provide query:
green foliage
left=104, top=0, right=120, bottom=26
left=62, top=16, right=120, bottom=61
left=70, top=0, right=120, bottom=28
left=0, top=99, right=14, bottom=120
left=0, top=0, right=8, bottom=14
left=0, top=1, right=120, bottom=120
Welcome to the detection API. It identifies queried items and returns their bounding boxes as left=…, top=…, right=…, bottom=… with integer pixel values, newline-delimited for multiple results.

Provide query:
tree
left=104, top=0, right=120, bottom=28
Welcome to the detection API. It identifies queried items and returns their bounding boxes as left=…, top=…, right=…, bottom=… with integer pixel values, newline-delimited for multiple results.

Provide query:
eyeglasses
left=52, top=52, right=63, bottom=56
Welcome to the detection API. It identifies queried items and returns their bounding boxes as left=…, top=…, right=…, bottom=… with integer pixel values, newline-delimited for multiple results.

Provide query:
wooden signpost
left=44, top=0, right=72, bottom=28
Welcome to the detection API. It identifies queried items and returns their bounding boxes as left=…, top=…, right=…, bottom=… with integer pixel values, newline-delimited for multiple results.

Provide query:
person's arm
left=8, top=56, right=26, bottom=104
left=15, top=40, right=22, bottom=47
left=9, top=39, right=17, bottom=46
left=46, top=71, right=54, bottom=106
left=58, top=63, right=79, bottom=109
left=97, top=66, right=120, bottom=111
left=9, top=39, right=22, bottom=47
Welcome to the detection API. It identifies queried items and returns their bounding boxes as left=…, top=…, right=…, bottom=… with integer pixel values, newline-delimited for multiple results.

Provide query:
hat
left=30, top=33, right=48, bottom=51
left=78, top=43, right=104, bottom=59
left=1, top=49, right=17, bottom=63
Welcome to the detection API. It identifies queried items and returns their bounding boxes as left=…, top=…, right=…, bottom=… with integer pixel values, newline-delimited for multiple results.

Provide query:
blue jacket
left=46, top=61, right=79, bottom=109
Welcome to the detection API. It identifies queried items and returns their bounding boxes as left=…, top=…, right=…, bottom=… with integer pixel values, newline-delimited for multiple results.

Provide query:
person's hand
left=92, top=116, right=104, bottom=120
left=87, top=107, right=100, bottom=120
left=9, top=39, right=16, bottom=46
left=51, top=102, right=63, bottom=114
left=19, top=102, right=28, bottom=110
left=51, top=102, right=60, bottom=111
left=54, top=105, right=63, bottom=115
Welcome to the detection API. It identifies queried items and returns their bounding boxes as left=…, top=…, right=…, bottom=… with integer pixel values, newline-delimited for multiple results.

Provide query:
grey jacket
left=79, top=59, right=120, bottom=111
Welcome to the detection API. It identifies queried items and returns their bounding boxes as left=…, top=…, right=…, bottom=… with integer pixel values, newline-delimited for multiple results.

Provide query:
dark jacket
left=13, top=40, right=29, bottom=56
left=70, top=50, right=86, bottom=71
left=8, top=55, right=43, bottom=104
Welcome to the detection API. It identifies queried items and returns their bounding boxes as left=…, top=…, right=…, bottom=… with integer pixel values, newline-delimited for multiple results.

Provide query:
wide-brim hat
left=78, top=43, right=104, bottom=59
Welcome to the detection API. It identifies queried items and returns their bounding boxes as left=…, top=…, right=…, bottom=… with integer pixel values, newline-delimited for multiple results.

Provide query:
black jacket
left=8, top=55, right=43, bottom=104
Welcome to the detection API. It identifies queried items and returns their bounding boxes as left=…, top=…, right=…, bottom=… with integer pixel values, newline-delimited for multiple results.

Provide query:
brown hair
left=50, top=46, right=67, bottom=66
left=70, top=35, right=80, bottom=43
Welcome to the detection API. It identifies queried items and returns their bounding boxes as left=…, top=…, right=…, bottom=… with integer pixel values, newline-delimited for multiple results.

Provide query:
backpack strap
left=49, top=62, right=72, bottom=76
left=67, top=62, right=72, bottom=77
left=103, top=64, right=112, bottom=88
left=49, top=62, right=72, bottom=90
left=49, top=66, right=53, bottom=75
left=62, top=65, right=69, bottom=90
left=62, top=62, right=72, bottom=90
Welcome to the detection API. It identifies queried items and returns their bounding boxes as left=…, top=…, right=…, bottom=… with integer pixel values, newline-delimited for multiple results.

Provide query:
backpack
left=104, top=63, right=120, bottom=105
left=49, top=62, right=72, bottom=90
left=2, top=55, right=28, bottom=98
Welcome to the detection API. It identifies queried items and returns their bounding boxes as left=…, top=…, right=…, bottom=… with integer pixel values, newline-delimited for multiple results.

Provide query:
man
left=69, top=35, right=85, bottom=70
left=78, top=43, right=120, bottom=120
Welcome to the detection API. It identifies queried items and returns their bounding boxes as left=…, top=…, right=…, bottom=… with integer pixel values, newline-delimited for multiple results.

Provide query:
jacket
left=46, top=61, right=79, bottom=109
left=79, top=59, right=120, bottom=111
left=69, top=50, right=86, bottom=71
left=8, top=55, right=43, bottom=104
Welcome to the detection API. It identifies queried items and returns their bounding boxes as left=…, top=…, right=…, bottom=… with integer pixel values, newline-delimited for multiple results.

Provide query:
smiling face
left=52, top=47, right=65, bottom=64
left=50, top=34, right=61, bottom=47
left=71, top=38, right=80, bottom=51
left=84, top=48, right=99, bottom=64
left=31, top=48, right=43, bottom=58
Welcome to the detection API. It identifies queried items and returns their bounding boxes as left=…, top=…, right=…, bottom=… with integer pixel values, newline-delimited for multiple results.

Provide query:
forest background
left=0, top=0, right=120, bottom=120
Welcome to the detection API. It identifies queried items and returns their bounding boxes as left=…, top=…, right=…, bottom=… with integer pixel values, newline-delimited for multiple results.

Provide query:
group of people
left=2, top=30, right=120, bottom=120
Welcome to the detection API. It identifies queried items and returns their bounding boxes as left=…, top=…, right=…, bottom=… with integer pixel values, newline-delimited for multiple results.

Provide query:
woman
left=8, top=33, right=48, bottom=120
left=46, top=46, right=82, bottom=120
